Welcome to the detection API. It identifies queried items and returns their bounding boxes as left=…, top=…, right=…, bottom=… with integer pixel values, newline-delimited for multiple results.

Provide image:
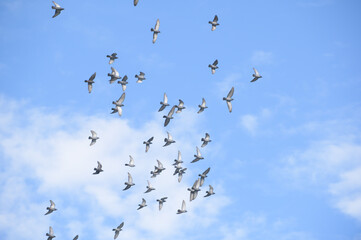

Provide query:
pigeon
left=251, top=68, right=262, bottom=82
left=172, top=151, right=183, bottom=166
left=197, top=98, right=208, bottom=113
left=151, top=19, right=160, bottom=43
left=137, top=198, right=147, bottom=210
left=177, top=167, right=187, bottom=182
left=208, top=59, right=219, bottom=74
left=135, top=71, right=146, bottom=83
left=163, top=105, right=176, bottom=127
left=201, top=133, right=211, bottom=147
left=51, top=1, right=64, bottom=18
left=106, top=53, right=118, bottom=65
left=93, top=161, right=103, bottom=174
left=158, top=93, right=169, bottom=112
left=177, top=200, right=187, bottom=214
left=208, top=15, right=219, bottom=31
left=156, top=197, right=168, bottom=211
left=117, top=75, right=128, bottom=91
left=144, top=180, right=155, bottom=193
left=111, top=93, right=125, bottom=117
left=108, top=67, right=121, bottom=84
left=45, top=200, right=57, bottom=215
left=204, top=185, right=215, bottom=197
left=46, top=226, right=56, bottom=240
left=84, top=72, right=96, bottom=93
left=112, top=222, right=124, bottom=239
left=125, top=155, right=135, bottom=167
left=134, top=0, right=139, bottom=6
left=150, top=169, right=160, bottom=178
left=89, top=130, right=99, bottom=146
left=123, top=172, right=135, bottom=190
left=143, top=136, right=154, bottom=152
left=176, top=99, right=186, bottom=113
left=151, top=159, right=165, bottom=178
left=73, top=235, right=79, bottom=240
left=163, top=132, right=175, bottom=147
left=223, top=86, right=234, bottom=112
left=199, top=167, right=210, bottom=186
left=187, top=178, right=201, bottom=201
left=191, top=147, right=204, bottom=163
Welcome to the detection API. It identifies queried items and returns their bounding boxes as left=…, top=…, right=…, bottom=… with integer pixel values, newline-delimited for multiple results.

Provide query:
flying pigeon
left=176, top=99, right=186, bottom=113
left=123, top=172, right=135, bottom=190
left=125, top=155, right=135, bottom=167
left=208, top=59, right=219, bottom=74
left=173, top=151, right=183, bottom=166
left=177, top=167, right=187, bottom=182
left=163, top=105, right=176, bottom=127
left=112, top=222, right=124, bottom=239
left=84, top=72, right=96, bottom=93
left=144, top=180, right=155, bottom=193
left=187, top=178, right=201, bottom=201
left=251, top=68, right=262, bottom=82
left=151, top=159, right=165, bottom=178
left=151, top=19, right=160, bottom=43
left=137, top=198, right=147, bottom=210
left=51, top=1, right=64, bottom=18
left=134, top=0, right=139, bottom=6
left=204, top=185, right=215, bottom=197
left=199, top=167, right=210, bottom=186
left=158, top=93, right=169, bottom=112
left=197, top=98, right=208, bottom=113
left=117, top=75, right=128, bottom=91
left=177, top=200, right=187, bottom=214
left=46, top=226, right=56, bottom=240
left=163, top=132, right=175, bottom=147
left=201, top=133, right=211, bottom=147
left=191, top=146, right=204, bottom=163
left=108, top=67, right=121, bottom=84
left=111, top=93, right=125, bottom=117
left=156, top=197, right=168, bottom=211
left=89, top=130, right=99, bottom=146
left=106, top=53, right=118, bottom=65
left=135, top=71, right=146, bottom=83
left=143, top=136, right=154, bottom=152
left=208, top=15, right=219, bottom=31
left=93, top=161, right=103, bottom=174
left=223, top=86, right=234, bottom=112
left=45, top=200, right=57, bottom=215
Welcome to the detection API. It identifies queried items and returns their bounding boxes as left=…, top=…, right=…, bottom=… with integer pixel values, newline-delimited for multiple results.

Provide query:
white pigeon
left=135, top=71, right=146, bottom=83
left=106, top=53, right=118, bottom=64
left=208, top=59, right=219, bottom=74
left=111, top=93, right=125, bottom=117
left=46, top=226, right=56, bottom=240
left=151, top=19, right=160, bottom=43
left=45, top=200, right=57, bottom=215
left=208, top=15, right=219, bottom=31
left=112, top=222, right=124, bottom=239
left=144, top=180, right=155, bottom=193
left=84, top=72, right=96, bottom=93
left=176, top=99, right=186, bottom=113
left=143, top=136, right=154, bottom=152
left=156, top=197, right=168, bottom=210
left=158, top=93, right=169, bottom=112
left=125, top=155, right=135, bottom=167
left=197, top=98, right=208, bottom=113
left=123, top=172, right=135, bottom=190
left=177, top=200, right=187, bottom=214
left=117, top=75, right=128, bottom=91
left=89, top=130, right=99, bottom=146
left=93, top=161, right=103, bottom=175
left=204, top=185, right=215, bottom=197
left=223, top=86, right=234, bottom=112
left=201, top=133, right=211, bottom=147
left=163, top=105, right=176, bottom=127
left=163, top=131, right=175, bottom=147
left=137, top=198, right=147, bottom=210
left=108, top=67, right=121, bottom=84
left=251, top=68, right=262, bottom=82
left=199, top=167, right=210, bottom=186
left=191, top=146, right=204, bottom=163
left=51, top=1, right=64, bottom=18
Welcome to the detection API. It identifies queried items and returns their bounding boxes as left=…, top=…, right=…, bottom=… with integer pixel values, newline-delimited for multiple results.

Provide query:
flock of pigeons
left=46, top=1, right=263, bottom=239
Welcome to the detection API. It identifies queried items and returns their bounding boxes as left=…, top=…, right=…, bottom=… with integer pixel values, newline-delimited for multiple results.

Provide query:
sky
left=0, top=0, right=361, bottom=239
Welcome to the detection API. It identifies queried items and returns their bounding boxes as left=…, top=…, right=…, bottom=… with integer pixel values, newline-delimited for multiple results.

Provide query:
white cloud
left=240, top=114, right=258, bottom=135
left=251, top=51, right=273, bottom=65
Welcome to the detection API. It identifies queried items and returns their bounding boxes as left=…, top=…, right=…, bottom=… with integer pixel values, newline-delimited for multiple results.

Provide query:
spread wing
left=117, top=93, right=126, bottom=105
left=152, top=32, right=158, bottom=43
left=201, top=98, right=206, bottom=107
left=157, top=159, right=163, bottom=168
left=129, top=155, right=134, bottom=165
left=167, top=132, right=172, bottom=140
left=253, top=67, right=259, bottom=76
left=50, top=200, right=55, bottom=208
left=155, top=19, right=160, bottom=31
left=87, top=83, right=93, bottom=93
left=128, top=172, right=133, bottom=183
left=213, top=59, right=218, bottom=66
left=213, top=15, right=218, bottom=22
left=181, top=200, right=186, bottom=211
left=168, top=105, right=176, bottom=117
left=89, top=72, right=96, bottom=81
left=142, top=198, right=146, bottom=205
left=53, top=1, right=60, bottom=8
left=163, top=93, right=168, bottom=104
left=178, top=150, right=182, bottom=162
left=203, top=167, right=211, bottom=175
left=97, top=161, right=102, bottom=169
left=118, top=222, right=124, bottom=229
left=91, top=130, right=97, bottom=138
left=227, top=87, right=234, bottom=98
left=196, top=146, right=201, bottom=156
left=134, top=0, right=139, bottom=6
left=52, top=9, right=61, bottom=18
left=49, top=226, right=54, bottom=235
left=227, top=101, right=232, bottom=112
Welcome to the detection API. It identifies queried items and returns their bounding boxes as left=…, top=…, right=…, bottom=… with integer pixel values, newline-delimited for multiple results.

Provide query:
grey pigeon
left=208, top=15, right=219, bottom=31
left=73, top=235, right=79, bottom=240
left=197, top=98, right=208, bottom=113
left=137, top=198, right=147, bottom=210
left=46, top=226, right=55, bottom=240
left=151, top=159, right=165, bottom=178
left=84, top=72, right=96, bottom=93
left=106, top=53, right=118, bottom=65
left=177, top=167, right=187, bottom=182
left=89, top=130, right=99, bottom=146
left=172, top=151, right=183, bottom=166
left=111, top=93, right=125, bottom=117
left=208, top=59, right=219, bottom=74
left=134, top=0, right=139, bottom=6
left=163, top=105, right=176, bottom=127
left=112, top=222, right=124, bottom=239
left=201, top=133, right=211, bottom=147
left=144, top=180, right=155, bottom=193
left=117, top=75, right=128, bottom=91
left=93, top=161, right=103, bottom=174
left=187, top=178, right=201, bottom=201
left=177, top=200, right=187, bottom=214
left=125, top=155, right=135, bottom=167
left=156, top=197, right=168, bottom=211
left=45, top=200, right=57, bottom=215
left=204, top=185, right=215, bottom=197
left=176, top=99, right=186, bottom=113
left=51, top=1, right=64, bottom=18
left=150, top=169, right=160, bottom=178
left=135, top=71, right=146, bottom=83
left=191, top=146, right=204, bottom=163
left=158, top=93, right=169, bottom=112
left=163, top=131, right=175, bottom=147
left=151, top=19, right=160, bottom=43
left=223, top=86, right=234, bottom=112
left=123, top=172, right=135, bottom=190
left=199, top=167, right=210, bottom=186
left=143, top=136, right=154, bottom=152
left=108, top=67, right=121, bottom=84
left=251, top=68, right=262, bottom=82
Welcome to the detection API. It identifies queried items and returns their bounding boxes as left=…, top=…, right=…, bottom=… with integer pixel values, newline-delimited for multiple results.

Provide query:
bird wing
left=178, top=99, right=184, bottom=107
left=145, top=144, right=150, bottom=152
left=178, top=173, right=183, bottom=182
left=114, top=231, right=119, bottom=239
left=196, top=146, right=201, bottom=156
left=134, top=0, right=139, bottom=6
left=52, top=10, right=61, bottom=18
left=201, top=98, right=206, bottom=107
left=129, top=155, right=134, bottom=165
left=211, top=25, right=216, bottom=31
left=167, top=105, right=176, bottom=117
left=91, top=130, right=97, bottom=138
left=117, top=93, right=126, bottom=105
left=117, top=106, right=123, bottom=117
left=227, top=101, right=232, bottom=112
left=89, top=72, right=96, bottom=81
left=155, top=19, right=160, bottom=31
left=128, top=172, right=133, bottom=183
left=97, top=161, right=102, bottom=169
left=50, top=200, right=55, bottom=208
left=214, top=15, right=218, bottom=22
left=253, top=67, right=259, bottom=76
left=158, top=105, right=166, bottom=112
left=139, top=71, right=145, bottom=76
left=73, top=235, right=79, bottom=240
left=90, top=139, right=96, bottom=146
left=164, top=93, right=168, bottom=104
left=203, top=167, right=211, bottom=175
left=205, top=133, right=210, bottom=141
left=152, top=32, right=158, bottom=43
left=109, top=59, right=114, bottom=65
left=142, top=198, right=146, bottom=205
left=49, top=226, right=54, bottom=235
left=209, top=185, right=214, bottom=192
left=182, top=200, right=186, bottom=210
left=87, top=83, right=93, bottom=93
left=148, top=136, right=154, bottom=142
left=157, top=159, right=163, bottom=168
left=167, top=132, right=172, bottom=140
left=178, top=150, right=182, bottom=162
left=159, top=201, right=163, bottom=210
left=227, top=87, right=234, bottom=98
left=213, top=59, right=218, bottom=66
left=200, top=177, right=205, bottom=187
left=118, top=222, right=124, bottom=229
left=53, top=1, right=60, bottom=8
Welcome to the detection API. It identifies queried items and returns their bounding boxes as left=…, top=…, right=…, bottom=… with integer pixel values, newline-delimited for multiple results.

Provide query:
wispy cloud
left=251, top=51, right=274, bottom=65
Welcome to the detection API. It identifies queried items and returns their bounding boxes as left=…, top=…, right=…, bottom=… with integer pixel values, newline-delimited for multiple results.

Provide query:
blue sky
left=0, top=0, right=361, bottom=239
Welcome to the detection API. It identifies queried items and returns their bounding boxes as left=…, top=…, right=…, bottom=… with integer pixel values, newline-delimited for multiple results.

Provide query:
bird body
left=111, top=93, right=125, bottom=117
left=156, top=197, right=168, bottom=210
left=144, top=180, right=155, bottom=193
left=46, top=226, right=56, bottom=240
left=223, top=86, right=234, bottom=112
left=151, top=19, right=160, bottom=43
left=187, top=178, right=201, bottom=201
left=199, top=167, right=210, bottom=186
